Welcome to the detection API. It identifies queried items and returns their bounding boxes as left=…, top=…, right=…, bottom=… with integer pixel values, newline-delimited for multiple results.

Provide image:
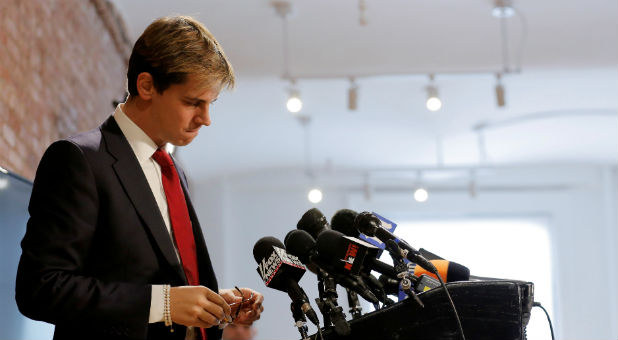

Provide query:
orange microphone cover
left=413, top=259, right=470, bottom=282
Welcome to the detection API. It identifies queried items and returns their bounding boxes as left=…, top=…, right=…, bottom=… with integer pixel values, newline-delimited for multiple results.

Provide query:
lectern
left=310, top=280, right=534, bottom=340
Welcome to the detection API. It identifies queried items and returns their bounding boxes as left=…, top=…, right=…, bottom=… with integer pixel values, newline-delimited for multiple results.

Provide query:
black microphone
left=378, top=274, right=401, bottom=296
left=252, top=236, right=320, bottom=326
left=285, top=230, right=351, bottom=335
left=331, top=209, right=397, bottom=279
left=315, top=229, right=375, bottom=276
left=331, top=209, right=360, bottom=238
left=316, top=229, right=395, bottom=305
left=297, top=208, right=330, bottom=239
left=285, top=230, right=379, bottom=304
left=354, top=211, right=438, bottom=274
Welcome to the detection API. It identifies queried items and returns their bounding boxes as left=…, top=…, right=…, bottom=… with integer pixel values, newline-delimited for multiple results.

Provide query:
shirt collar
left=112, top=104, right=160, bottom=164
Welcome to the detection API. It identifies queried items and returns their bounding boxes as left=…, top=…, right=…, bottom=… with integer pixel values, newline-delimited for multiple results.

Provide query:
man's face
left=148, top=74, right=221, bottom=147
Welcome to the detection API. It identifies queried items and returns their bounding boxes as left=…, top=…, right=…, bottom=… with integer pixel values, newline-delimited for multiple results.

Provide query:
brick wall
left=0, top=0, right=130, bottom=180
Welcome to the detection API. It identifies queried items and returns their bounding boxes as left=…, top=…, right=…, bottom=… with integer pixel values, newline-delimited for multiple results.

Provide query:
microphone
left=378, top=274, right=400, bottom=296
left=290, top=302, right=310, bottom=340
left=331, top=209, right=360, bottom=238
left=252, top=236, right=320, bottom=326
left=297, top=208, right=330, bottom=239
left=315, top=229, right=376, bottom=276
left=331, top=209, right=397, bottom=279
left=317, top=229, right=395, bottom=305
left=354, top=211, right=438, bottom=274
left=285, top=230, right=351, bottom=335
left=285, top=230, right=379, bottom=304
left=412, top=260, right=470, bottom=283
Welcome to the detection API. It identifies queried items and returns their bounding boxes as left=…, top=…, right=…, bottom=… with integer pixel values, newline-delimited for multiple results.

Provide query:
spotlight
left=286, top=89, right=302, bottom=113
left=414, top=187, right=429, bottom=202
left=426, top=86, right=442, bottom=111
left=492, top=0, right=515, bottom=18
left=425, top=74, right=442, bottom=112
left=308, top=188, right=323, bottom=203
left=495, top=73, right=506, bottom=107
left=348, top=77, right=358, bottom=111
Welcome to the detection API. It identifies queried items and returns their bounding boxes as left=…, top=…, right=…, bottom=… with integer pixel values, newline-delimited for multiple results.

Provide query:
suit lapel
left=100, top=117, right=187, bottom=284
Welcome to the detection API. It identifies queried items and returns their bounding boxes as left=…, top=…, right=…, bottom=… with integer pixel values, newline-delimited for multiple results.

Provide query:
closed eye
left=184, top=100, right=202, bottom=107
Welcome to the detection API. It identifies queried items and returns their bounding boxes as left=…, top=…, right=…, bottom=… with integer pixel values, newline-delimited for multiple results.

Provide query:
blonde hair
left=127, top=16, right=235, bottom=95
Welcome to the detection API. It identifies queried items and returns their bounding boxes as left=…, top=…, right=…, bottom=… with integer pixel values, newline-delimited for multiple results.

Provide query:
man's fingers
left=196, top=306, right=224, bottom=328
left=170, top=286, right=236, bottom=328
left=201, top=300, right=228, bottom=323
left=205, top=288, right=231, bottom=315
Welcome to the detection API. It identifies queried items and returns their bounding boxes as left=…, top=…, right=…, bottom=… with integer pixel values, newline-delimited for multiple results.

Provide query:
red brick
left=0, top=0, right=128, bottom=179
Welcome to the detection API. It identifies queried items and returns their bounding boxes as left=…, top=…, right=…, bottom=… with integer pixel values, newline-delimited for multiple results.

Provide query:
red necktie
left=152, top=149, right=208, bottom=340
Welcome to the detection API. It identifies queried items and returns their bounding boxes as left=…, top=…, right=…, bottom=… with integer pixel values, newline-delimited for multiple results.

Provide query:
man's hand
left=220, top=287, right=264, bottom=325
left=170, top=286, right=231, bottom=328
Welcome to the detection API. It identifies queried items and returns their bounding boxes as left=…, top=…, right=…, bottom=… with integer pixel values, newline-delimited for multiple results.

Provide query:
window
left=377, top=217, right=553, bottom=339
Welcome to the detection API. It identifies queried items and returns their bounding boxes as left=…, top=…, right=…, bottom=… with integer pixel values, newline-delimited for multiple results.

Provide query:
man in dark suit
left=16, top=16, right=263, bottom=339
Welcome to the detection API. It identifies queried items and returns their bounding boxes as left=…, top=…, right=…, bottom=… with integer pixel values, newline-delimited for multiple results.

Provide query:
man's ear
left=136, top=72, right=155, bottom=100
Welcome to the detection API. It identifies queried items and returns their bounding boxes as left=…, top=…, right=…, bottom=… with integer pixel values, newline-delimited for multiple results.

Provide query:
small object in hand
left=230, top=286, right=255, bottom=320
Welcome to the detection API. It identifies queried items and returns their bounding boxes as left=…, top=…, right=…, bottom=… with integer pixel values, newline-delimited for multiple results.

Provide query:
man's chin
left=174, top=137, right=195, bottom=147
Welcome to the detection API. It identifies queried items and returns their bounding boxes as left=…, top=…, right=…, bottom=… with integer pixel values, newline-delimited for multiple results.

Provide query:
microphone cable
left=434, top=272, right=466, bottom=340
left=398, top=245, right=465, bottom=340
left=532, top=301, right=555, bottom=340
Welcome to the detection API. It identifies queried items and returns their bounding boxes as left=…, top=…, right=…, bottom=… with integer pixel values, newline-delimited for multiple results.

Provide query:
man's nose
left=195, top=105, right=211, bottom=126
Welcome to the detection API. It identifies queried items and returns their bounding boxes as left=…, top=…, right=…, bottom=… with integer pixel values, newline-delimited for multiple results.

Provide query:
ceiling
left=109, top=0, right=617, bottom=181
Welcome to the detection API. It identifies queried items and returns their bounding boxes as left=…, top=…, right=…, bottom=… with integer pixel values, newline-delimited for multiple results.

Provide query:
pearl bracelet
left=163, top=284, right=174, bottom=332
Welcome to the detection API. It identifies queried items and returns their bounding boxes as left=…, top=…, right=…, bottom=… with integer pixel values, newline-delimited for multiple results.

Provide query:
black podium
left=309, top=280, right=534, bottom=340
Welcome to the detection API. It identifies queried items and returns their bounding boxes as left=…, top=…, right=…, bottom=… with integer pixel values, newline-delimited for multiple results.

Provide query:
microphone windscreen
left=297, top=208, right=330, bottom=238
left=353, top=211, right=381, bottom=237
left=253, top=236, right=285, bottom=262
left=284, top=229, right=316, bottom=264
left=413, top=259, right=470, bottom=282
left=446, top=261, right=471, bottom=282
left=330, top=209, right=359, bottom=237
left=316, top=230, right=375, bottom=275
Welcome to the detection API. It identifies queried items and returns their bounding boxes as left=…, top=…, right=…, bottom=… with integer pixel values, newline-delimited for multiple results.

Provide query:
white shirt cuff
left=149, top=284, right=165, bottom=323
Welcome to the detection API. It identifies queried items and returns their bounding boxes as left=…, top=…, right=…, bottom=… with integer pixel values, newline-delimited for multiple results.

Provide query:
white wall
left=189, top=164, right=618, bottom=340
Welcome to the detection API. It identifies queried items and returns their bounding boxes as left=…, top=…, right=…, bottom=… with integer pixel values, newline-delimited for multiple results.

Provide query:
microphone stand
left=360, top=272, right=395, bottom=308
left=315, top=271, right=331, bottom=327
left=345, top=288, right=362, bottom=319
left=291, top=302, right=310, bottom=340
left=385, top=240, right=424, bottom=308
left=314, top=271, right=351, bottom=336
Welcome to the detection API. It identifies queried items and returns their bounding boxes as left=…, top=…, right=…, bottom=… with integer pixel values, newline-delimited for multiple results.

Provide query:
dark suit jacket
left=16, top=116, right=223, bottom=340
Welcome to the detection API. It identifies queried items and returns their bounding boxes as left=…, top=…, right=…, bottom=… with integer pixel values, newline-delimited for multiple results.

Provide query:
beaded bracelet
left=163, top=284, right=174, bottom=332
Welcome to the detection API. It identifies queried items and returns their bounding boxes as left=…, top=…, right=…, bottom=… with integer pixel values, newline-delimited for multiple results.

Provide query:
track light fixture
left=495, top=73, right=506, bottom=107
left=348, top=77, right=358, bottom=111
left=413, top=171, right=429, bottom=202
left=286, top=80, right=302, bottom=113
left=307, top=187, right=323, bottom=203
left=286, top=91, right=302, bottom=113
left=414, top=187, right=429, bottom=202
left=492, top=0, right=515, bottom=18
left=358, top=0, right=368, bottom=26
left=425, top=74, right=442, bottom=112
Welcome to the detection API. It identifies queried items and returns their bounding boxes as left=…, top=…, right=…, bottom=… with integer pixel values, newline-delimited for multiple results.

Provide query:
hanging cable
left=512, top=7, right=529, bottom=73
left=500, top=15, right=510, bottom=73
left=533, top=302, right=555, bottom=340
